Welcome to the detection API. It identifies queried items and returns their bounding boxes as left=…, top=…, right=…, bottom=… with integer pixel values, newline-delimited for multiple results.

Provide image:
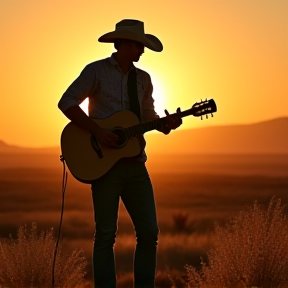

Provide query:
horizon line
left=1, top=115, right=287, bottom=149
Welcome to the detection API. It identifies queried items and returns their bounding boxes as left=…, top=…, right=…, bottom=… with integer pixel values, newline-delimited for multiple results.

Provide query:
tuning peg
left=206, top=114, right=208, bottom=119
left=211, top=113, right=213, bottom=117
left=201, top=115, right=203, bottom=120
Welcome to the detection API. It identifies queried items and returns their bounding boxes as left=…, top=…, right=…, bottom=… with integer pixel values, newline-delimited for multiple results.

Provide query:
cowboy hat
left=98, top=19, right=163, bottom=52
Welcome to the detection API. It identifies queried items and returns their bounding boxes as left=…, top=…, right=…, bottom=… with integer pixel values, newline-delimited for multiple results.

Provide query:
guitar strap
left=127, top=68, right=141, bottom=122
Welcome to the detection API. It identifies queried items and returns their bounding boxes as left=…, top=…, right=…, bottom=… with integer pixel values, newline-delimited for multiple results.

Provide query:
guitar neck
left=125, top=98, right=216, bottom=138
left=125, top=109, right=191, bottom=138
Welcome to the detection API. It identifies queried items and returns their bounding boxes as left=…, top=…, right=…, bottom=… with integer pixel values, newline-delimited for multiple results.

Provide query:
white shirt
left=58, top=53, right=159, bottom=123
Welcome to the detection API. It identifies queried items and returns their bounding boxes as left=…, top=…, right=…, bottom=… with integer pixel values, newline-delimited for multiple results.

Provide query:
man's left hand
left=161, top=107, right=182, bottom=134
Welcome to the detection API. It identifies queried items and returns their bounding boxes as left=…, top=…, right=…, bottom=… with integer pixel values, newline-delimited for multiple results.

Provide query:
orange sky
left=0, top=0, right=287, bottom=147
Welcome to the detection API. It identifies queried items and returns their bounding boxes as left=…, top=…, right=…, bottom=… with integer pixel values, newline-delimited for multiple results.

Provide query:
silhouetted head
left=113, top=39, right=145, bottom=62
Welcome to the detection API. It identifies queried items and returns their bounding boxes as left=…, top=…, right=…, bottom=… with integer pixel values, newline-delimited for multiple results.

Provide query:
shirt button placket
left=121, top=74, right=126, bottom=110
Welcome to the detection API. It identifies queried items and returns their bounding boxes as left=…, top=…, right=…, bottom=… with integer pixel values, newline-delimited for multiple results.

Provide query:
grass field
left=1, top=153, right=288, bottom=281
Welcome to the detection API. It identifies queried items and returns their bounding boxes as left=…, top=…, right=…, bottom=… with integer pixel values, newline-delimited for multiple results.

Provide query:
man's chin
left=133, top=56, right=141, bottom=62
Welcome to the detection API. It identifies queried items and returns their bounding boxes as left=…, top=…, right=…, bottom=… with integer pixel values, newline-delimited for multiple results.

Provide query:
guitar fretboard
left=125, top=99, right=216, bottom=138
left=126, top=118, right=165, bottom=138
left=125, top=109, right=194, bottom=138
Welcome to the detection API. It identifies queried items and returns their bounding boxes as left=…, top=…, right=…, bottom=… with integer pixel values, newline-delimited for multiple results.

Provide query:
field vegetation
left=0, top=154, right=288, bottom=286
left=0, top=223, right=87, bottom=288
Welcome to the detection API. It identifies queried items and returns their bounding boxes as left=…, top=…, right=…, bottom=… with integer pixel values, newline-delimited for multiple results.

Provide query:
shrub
left=185, top=197, right=288, bottom=288
left=172, top=212, right=189, bottom=232
left=0, top=222, right=87, bottom=288
left=161, top=269, right=187, bottom=288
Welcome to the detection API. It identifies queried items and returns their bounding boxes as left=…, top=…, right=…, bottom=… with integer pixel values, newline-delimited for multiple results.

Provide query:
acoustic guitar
left=61, top=99, right=217, bottom=183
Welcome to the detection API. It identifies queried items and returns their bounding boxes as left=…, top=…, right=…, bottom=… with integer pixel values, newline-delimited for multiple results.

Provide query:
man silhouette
left=58, top=19, right=182, bottom=288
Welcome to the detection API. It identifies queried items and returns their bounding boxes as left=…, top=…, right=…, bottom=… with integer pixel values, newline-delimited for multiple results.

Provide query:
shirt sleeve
left=58, top=64, right=97, bottom=113
left=142, top=73, right=160, bottom=123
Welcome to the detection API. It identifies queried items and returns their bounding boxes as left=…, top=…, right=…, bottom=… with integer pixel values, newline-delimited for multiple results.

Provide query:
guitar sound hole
left=112, top=128, right=127, bottom=146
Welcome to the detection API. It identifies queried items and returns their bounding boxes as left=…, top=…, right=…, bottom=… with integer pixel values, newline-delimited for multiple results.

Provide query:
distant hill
left=0, top=140, right=61, bottom=168
left=0, top=140, right=59, bottom=154
left=0, top=117, right=287, bottom=156
left=145, top=117, right=288, bottom=154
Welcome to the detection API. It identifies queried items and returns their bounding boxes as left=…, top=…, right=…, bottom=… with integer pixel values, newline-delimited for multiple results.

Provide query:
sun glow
left=79, top=98, right=89, bottom=115
left=151, top=76, right=166, bottom=117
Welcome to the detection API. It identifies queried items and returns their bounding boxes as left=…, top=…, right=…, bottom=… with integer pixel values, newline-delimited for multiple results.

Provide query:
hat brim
left=98, top=31, right=163, bottom=52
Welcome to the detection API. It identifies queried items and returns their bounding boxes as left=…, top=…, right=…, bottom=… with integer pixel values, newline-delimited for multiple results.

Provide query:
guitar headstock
left=192, top=99, right=217, bottom=119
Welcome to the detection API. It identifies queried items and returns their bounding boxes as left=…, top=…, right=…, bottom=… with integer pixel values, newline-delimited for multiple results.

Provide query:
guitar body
left=61, top=110, right=142, bottom=183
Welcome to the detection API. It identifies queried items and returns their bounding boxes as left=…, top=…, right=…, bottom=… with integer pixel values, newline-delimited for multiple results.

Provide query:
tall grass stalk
left=186, top=197, right=288, bottom=288
left=0, top=222, right=87, bottom=288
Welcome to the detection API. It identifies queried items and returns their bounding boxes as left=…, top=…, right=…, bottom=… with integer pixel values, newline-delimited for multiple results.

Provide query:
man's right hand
left=93, top=128, right=119, bottom=148
left=62, top=106, right=119, bottom=148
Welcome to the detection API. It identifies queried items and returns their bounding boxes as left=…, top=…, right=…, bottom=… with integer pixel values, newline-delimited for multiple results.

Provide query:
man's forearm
left=62, top=106, right=101, bottom=135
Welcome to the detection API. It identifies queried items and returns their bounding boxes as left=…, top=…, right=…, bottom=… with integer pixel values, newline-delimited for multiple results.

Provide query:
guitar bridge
left=90, top=135, right=103, bottom=159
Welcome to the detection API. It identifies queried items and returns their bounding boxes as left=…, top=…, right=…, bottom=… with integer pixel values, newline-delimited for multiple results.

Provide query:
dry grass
left=0, top=222, right=87, bottom=288
left=186, top=197, right=288, bottom=288
left=116, top=270, right=186, bottom=288
left=113, top=232, right=213, bottom=274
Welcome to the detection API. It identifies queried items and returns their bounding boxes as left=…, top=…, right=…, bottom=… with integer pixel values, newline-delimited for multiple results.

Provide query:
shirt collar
left=109, top=53, right=118, bottom=66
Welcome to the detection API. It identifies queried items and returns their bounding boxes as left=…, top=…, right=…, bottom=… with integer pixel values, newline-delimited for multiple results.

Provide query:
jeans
left=91, top=160, right=159, bottom=288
